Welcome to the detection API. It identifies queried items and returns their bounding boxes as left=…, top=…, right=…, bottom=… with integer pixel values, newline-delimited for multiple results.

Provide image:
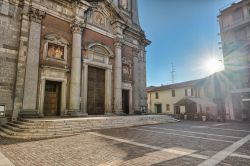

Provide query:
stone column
left=69, top=20, right=83, bottom=114
left=133, top=48, right=141, bottom=113
left=82, top=63, right=88, bottom=115
left=105, top=69, right=112, bottom=114
left=114, top=39, right=123, bottom=114
left=22, top=7, right=45, bottom=115
left=112, top=19, right=126, bottom=115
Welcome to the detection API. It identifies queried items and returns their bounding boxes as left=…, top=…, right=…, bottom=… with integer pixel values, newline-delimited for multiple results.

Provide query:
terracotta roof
left=147, top=79, right=202, bottom=92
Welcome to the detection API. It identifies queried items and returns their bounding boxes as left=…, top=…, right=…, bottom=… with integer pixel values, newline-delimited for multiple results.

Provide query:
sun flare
left=204, top=58, right=223, bottom=74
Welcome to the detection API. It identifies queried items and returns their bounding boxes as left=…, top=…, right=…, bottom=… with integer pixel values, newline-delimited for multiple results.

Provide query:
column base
left=114, top=111, right=126, bottom=116
left=105, top=112, right=115, bottom=116
left=68, top=110, right=88, bottom=117
left=19, top=109, right=41, bottom=118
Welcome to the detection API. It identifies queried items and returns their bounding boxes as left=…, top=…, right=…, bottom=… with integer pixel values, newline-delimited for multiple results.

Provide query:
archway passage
left=87, top=66, right=105, bottom=115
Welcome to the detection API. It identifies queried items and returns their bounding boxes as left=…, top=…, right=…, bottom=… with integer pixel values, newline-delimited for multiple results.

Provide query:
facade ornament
left=29, top=7, right=46, bottom=23
left=114, top=37, right=123, bottom=48
left=71, top=19, right=85, bottom=34
left=132, top=47, right=141, bottom=59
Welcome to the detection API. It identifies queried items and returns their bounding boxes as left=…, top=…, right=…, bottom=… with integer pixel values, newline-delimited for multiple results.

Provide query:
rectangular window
left=232, top=8, right=243, bottom=22
left=191, top=88, right=194, bottom=96
left=166, top=104, right=170, bottom=111
left=185, top=89, right=188, bottom=96
left=155, top=92, right=159, bottom=99
left=0, top=105, right=5, bottom=117
left=172, top=89, right=175, bottom=97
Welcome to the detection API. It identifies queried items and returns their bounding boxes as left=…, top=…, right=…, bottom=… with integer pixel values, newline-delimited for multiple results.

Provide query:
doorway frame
left=82, top=62, right=112, bottom=115
left=82, top=42, right=114, bottom=115
left=122, top=83, right=133, bottom=114
left=43, top=80, right=62, bottom=116
left=38, top=67, right=68, bottom=117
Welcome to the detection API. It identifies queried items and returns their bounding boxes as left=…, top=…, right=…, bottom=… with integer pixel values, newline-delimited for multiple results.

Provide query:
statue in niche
left=94, top=13, right=105, bottom=27
left=47, top=43, right=64, bottom=59
left=121, top=0, right=128, bottom=9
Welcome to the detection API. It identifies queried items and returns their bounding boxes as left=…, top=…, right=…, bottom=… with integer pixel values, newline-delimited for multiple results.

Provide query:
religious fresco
left=47, top=43, right=64, bottom=59
left=123, top=65, right=130, bottom=75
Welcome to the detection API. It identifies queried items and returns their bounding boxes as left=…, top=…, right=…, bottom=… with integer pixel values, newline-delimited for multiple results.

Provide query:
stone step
left=0, top=130, right=77, bottom=140
left=0, top=115, right=178, bottom=140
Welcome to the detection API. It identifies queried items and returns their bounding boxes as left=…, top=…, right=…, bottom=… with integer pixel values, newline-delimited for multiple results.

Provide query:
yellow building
left=147, top=80, right=198, bottom=114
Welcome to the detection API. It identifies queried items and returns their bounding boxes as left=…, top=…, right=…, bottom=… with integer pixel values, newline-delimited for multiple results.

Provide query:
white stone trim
left=86, top=24, right=114, bottom=39
left=43, top=34, right=69, bottom=64
left=82, top=43, right=114, bottom=114
left=38, top=67, right=68, bottom=117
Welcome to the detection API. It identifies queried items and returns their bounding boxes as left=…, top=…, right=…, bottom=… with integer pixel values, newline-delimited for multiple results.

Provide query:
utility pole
left=170, top=62, right=176, bottom=84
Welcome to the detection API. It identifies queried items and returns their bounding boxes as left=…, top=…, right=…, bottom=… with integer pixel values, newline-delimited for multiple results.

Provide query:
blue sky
left=138, top=0, right=238, bottom=86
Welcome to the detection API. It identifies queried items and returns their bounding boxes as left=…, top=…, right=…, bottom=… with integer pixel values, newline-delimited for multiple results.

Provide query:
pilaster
left=13, top=7, right=45, bottom=120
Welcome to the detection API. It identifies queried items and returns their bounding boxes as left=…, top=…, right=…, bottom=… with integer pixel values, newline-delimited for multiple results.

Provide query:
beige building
left=218, top=0, right=250, bottom=121
left=0, top=0, right=150, bottom=124
left=147, top=77, right=220, bottom=120
left=148, top=80, right=199, bottom=114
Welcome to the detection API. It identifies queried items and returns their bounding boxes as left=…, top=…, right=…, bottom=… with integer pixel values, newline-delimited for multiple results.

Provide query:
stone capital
left=29, top=7, right=46, bottom=23
left=71, top=19, right=84, bottom=34
left=114, top=37, right=123, bottom=48
left=111, top=19, right=127, bottom=36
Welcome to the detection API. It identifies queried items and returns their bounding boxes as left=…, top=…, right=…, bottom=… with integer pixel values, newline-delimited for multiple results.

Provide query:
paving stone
left=0, top=121, right=249, bottom=166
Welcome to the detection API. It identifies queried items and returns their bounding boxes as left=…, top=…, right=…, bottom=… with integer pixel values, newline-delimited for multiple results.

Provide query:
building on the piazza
left=218, top=0, right=250, bottom=121
left=0, top=0, right=150, bottom=123
left=147, top=78, right=219, bottom=120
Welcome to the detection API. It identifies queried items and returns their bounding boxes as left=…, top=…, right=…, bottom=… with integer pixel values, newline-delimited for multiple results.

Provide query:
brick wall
left=40, top=14, right=72, bottom=68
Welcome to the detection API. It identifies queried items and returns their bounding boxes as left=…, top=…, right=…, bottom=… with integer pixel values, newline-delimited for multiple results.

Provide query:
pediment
left=86, top=0, right=126, bottom=31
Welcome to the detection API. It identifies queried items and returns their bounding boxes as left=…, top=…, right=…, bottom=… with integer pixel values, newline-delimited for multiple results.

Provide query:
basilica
left=0, top=0, right=150, bottom=122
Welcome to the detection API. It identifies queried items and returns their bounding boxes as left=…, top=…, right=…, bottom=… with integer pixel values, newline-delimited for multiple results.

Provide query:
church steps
left=0, top=115, right=178, bottom=139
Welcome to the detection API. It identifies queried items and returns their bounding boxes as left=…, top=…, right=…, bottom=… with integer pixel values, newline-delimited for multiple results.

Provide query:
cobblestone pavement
left=0, top=121, right=250, bottom=166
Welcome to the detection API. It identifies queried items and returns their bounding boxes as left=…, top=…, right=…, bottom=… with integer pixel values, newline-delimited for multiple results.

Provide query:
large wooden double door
left=87, top=66, right=105, bottom=115
left=44, top=81, right=61, bottom=116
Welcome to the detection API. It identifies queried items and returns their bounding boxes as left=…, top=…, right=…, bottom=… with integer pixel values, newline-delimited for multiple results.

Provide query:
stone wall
left=0, top=0, right=21, bottom=116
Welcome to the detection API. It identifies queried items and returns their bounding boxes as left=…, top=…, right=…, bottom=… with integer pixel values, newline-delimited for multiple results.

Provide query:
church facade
left=0, top=0, right=150, bottom=121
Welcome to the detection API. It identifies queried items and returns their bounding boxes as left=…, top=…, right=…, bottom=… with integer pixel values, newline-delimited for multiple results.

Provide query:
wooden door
left=155, top=104, right=162, bottom=113
left=122, top=90, right=129, bottom=114
left=87, top=66, right=105, bottom=115
left=44, top=81, right=61, bottom=116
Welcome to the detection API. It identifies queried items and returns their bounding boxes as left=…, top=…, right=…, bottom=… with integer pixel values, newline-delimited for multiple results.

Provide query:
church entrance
left=87, top=66, right=105, bottom=115
left=122, top=90, right=130, bottom=114
left=44, top=81, right=61, bottom=116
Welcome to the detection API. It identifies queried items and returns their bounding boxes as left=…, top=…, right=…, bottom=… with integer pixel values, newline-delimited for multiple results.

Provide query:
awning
left=174, top=97, right=217, bottom=107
